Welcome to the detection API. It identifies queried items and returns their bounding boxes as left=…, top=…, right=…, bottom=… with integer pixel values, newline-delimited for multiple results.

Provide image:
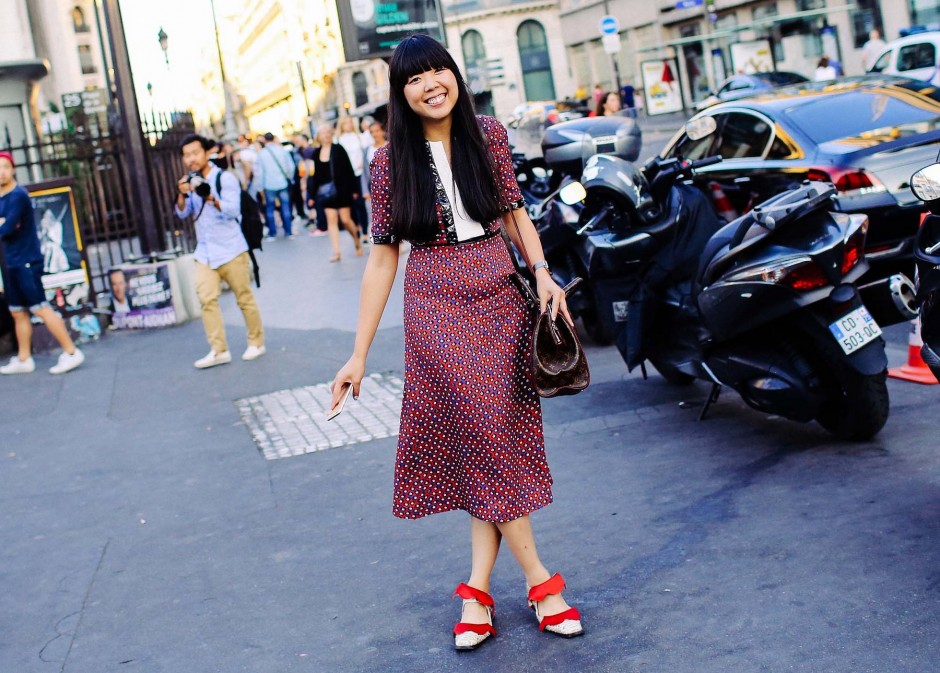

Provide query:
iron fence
left=1, top=111, right=196, bottom=295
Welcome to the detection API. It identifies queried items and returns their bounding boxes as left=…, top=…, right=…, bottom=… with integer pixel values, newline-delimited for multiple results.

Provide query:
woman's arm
left=330, top=242, right=400, bottom=404
left=502, top=207, right=573, bottom=324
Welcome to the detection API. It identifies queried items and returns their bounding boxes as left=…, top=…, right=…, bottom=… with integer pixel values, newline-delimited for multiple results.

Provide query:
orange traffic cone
left=888, top=317, right=939, bottom=384
left=709, top=181, right=738, bottom=222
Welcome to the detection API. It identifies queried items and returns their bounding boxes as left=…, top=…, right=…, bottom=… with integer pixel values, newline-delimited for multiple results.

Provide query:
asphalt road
left=1, top=154, right=938, bottom=673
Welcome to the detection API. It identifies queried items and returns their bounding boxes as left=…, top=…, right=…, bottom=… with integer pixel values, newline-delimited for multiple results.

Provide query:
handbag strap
left=503, top=206, right=532, bottom=270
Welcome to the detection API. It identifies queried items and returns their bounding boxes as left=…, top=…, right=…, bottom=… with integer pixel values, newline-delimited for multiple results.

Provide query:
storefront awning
left=637, top=4, right=857, bottom=52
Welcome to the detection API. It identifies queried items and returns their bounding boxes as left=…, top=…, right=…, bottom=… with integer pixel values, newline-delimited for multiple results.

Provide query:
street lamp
left=208, top=0, right=238, bottom=140
left=157, top=27, right=168, bottom=64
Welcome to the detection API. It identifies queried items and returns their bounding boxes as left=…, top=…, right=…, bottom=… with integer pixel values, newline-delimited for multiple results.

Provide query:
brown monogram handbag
left=504, top=209, right=591, bottom=398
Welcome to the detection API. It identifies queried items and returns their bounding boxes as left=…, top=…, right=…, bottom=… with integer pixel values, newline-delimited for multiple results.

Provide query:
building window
left=910, top=0, right=940, bottom=25
left=851, top=0, right=885, bottom=49
left=72, top=6, right=90, bottom=33
left=462, top=30, right=487, bottom=92
left=78, top=45, right=96, bottom=74
left=517, top=20, right=556, bottom=102
left=352, top=71, right=368, bottom=107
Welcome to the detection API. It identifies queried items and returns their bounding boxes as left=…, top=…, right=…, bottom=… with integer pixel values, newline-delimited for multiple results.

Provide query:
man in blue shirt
left=175, top=135, right=266, bottom=369
left=0, top=151, right=84, bottom=374
left=255, top=132, right=296, bottom=240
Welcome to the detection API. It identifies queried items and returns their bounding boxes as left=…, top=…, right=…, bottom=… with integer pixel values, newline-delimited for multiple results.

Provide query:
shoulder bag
left=315, top=148, right=338, bottom=203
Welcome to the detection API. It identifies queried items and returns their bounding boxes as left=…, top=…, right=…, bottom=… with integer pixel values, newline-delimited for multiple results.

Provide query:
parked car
left=659, top=75, right=940, bottom=281
left=695, top=71, right=809, bottom=110
left=867, top=31, right=940, bottom=81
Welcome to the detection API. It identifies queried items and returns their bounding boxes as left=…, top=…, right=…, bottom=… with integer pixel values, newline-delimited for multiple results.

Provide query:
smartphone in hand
left=327, top=382, right=353, bottom=421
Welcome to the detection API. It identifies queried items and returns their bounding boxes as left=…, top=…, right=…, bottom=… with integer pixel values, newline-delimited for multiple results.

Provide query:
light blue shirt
left=174, top=165, right=247, bottom=269
left=254, top=143, right=295, bottom=192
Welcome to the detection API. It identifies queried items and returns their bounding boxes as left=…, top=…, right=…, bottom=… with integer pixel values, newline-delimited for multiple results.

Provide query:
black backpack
left=216, top=172, right=264, bottom=287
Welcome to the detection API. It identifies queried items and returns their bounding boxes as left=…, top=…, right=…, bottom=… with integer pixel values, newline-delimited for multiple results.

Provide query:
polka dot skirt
left=393, top=235, right=553, bottom=522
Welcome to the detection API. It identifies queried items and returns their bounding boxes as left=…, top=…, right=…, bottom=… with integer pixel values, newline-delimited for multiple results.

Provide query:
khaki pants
left=194, top=253, right=264, bottom=354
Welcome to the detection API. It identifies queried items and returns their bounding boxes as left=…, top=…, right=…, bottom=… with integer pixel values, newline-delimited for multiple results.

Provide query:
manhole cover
left=236, top=372, right=403, bottom=460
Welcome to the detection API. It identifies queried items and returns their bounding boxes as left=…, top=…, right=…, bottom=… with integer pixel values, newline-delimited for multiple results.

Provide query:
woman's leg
left=325, top=208, right=341, bottom=259
left=495, top=515, right=572, bottom=617
left=338, top=207, right=362, bottom=253
left=461, top=516, right=502, bottom=624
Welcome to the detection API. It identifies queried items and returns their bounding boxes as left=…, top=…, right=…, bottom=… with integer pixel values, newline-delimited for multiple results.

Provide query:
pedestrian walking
left=0, top=152, right=84, bottom=375
left=337, top=116, right=370, bottom=244
left=290, top=133, right=310, bottom=226
left=330, top=34, right=583, bottom=651
left=862, top=29, right=886, bottom=71
left=306, top=124, right=362, bottom=262
left=362, top=120, right=388, bottom=233
left=174, top=134, right=265, bottom=369
left=255, top=132, right=296, bottom=240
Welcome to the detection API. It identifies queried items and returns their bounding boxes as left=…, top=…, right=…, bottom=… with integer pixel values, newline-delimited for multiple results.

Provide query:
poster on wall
left=108, top=263, right=177, bottom=330
left=335, top=0, right=447, bottom=62
left=641, top=59, right=684, bottom=116
left=730, top=40, right=774, bottom=74
left=27, top=181, right=91, bottom=308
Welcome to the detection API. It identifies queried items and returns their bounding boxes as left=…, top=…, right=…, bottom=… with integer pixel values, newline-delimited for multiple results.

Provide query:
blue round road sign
left=599, top=15, right=619, bottom=35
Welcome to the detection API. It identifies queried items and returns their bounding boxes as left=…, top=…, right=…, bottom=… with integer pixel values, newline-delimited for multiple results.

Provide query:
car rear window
left=787, top=87, right=940, bottom=146
left=897, top=42, right=936, bottom=71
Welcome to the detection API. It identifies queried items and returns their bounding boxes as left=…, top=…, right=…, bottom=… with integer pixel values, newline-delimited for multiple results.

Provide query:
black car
left=660, top=75, right=940, bottom=280
left=695, top=71, right=809, bottom=110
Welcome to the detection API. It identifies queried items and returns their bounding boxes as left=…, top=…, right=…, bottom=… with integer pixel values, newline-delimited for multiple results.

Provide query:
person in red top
left=0, top=152, right=85, bottom=374
left=330, top=35, right=584, bottom=651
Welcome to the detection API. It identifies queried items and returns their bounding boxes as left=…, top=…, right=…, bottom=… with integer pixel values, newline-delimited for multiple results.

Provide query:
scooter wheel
left=816, top=370, right=889, bottom=441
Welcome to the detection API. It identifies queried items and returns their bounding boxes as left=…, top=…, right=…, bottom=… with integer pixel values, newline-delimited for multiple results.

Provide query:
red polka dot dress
left=369, top=116, right=553, bottom=523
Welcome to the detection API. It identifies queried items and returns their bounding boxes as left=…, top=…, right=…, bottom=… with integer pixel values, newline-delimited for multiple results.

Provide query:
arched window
left=462, top=30, right=486, bottom=92
left=517, top=20, right=555, bottom=102
left=72, top=6, right=90, bottom=33
left=352, top=71, right=368, bottom=108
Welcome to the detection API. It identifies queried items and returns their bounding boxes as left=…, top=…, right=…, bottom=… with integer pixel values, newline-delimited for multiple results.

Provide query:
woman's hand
left=330, top=355, right=366, bottom=407
left=535, top=269, right=573, bottom=325
left=307, top=198, right=315, bottom=208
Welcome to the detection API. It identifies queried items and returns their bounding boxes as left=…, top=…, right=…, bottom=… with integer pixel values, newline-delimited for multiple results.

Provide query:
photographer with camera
left=175, top=134, right=265, bottom=369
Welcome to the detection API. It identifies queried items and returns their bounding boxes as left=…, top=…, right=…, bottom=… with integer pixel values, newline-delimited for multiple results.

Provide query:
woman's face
left=339, top=117, right=354, bottom=133
left=403, top=67, right=459, bottom=123
left=603, top=93, right=621, bottom=114
left=317, top=126, right=334, bottom=145
left=370, top=124, right=386, bottom=143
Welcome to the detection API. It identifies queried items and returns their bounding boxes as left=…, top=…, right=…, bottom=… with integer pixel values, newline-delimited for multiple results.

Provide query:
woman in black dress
left=307, top=124, right=362, bottom=262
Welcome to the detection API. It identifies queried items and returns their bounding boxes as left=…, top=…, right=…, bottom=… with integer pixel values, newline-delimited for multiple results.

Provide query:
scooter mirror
left=685, top=117, right=718, bottom=141
left=911, top=163, right=940, bottom=202
left=559, top=182, right=587, bottom=205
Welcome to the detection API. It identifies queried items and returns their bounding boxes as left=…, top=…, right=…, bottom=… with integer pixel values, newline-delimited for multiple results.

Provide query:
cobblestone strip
left=235, top=372, right=403, bottom=460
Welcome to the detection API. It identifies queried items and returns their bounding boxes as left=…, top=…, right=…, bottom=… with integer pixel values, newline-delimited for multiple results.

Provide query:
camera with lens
left=186, top=171, right=212, bottom=198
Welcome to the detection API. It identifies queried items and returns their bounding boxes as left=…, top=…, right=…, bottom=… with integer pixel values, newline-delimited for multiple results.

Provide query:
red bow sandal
left=527, top=573, right=584, bottom=638
left=453, top=583, right=496, bottom=651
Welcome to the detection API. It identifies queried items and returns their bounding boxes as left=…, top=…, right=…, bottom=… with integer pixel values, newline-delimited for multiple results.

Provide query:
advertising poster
left=109, top=263, right=177, bottom=330
left=641, top=59, right=684, bottom=116
left=28, top=182, right=91, bottom=308
left=336, top=0, right=446, bottom=61
left=730, top=40, right=774, bottom=74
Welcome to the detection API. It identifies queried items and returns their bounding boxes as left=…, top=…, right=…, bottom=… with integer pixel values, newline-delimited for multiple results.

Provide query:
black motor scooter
left=572, top=118, right=916, bottom=439
left=909, top=163, right=940, bottom=381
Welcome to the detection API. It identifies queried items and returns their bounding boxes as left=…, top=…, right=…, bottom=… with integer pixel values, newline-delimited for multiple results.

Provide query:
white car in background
left=868, top=31, right=940, bottom=81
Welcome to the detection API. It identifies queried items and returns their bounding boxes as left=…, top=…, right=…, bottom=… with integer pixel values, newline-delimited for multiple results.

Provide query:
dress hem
left=392, top=496, right=553, bottom=524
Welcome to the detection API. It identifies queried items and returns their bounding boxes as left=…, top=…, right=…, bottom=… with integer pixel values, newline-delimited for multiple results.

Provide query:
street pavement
left=2, top=205, right=940, bottom=673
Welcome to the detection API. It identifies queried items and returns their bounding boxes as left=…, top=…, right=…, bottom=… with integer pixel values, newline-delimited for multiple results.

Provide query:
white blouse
left=428, top=140, right=486, bottom=242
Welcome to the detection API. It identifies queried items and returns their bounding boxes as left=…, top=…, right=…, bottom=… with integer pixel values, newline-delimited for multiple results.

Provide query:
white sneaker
left=0, top=355, right=36, bottom=375
left=242, top=344, right=266, bottom=361
left=263, top=235, right=277, bottom=242
left=194, top=350, right=232, bottom=369
left=49, top=349, right=84, bottom=375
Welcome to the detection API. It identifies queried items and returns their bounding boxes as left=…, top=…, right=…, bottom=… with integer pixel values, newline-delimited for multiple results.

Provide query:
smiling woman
left=329, top=33, right=585, bottom=652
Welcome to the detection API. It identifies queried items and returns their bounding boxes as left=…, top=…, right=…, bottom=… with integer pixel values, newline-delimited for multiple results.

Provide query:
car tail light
left=806, top=167, right=886, bottom=195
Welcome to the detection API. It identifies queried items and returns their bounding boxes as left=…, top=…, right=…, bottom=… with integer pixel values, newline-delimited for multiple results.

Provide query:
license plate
left=828, top=306, right=882, bottom=354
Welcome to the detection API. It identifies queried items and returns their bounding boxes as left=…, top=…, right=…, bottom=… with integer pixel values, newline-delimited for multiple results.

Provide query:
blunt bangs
left=389, top=34, right=457, bottom=89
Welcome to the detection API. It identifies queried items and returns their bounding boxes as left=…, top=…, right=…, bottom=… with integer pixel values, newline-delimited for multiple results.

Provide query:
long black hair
left=387, top=34, right=503, bottom=242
